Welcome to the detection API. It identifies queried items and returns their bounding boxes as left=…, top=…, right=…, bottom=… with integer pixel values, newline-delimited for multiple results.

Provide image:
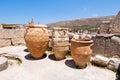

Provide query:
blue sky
left=0, top=0, right=120, bottom=24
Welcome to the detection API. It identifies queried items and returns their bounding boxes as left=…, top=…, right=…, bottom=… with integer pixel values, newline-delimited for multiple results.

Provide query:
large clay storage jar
left=52, top=28, right=69, bottom=60
left=24, top=24, right=49, bottom=58
left=71, top=39, right=93, bottom=68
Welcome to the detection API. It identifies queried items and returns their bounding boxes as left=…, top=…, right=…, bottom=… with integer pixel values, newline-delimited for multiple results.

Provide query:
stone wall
left=99, top=11, right=120, bottom=34
left=92, top=34, right=120, bottom=58
left=0, top=29, right=25, bottom=47
left=0, top=29, right=120, bottom=58
left=99, top=21, right=111, bottom=34
left=111, top=11, right=120, bottom=34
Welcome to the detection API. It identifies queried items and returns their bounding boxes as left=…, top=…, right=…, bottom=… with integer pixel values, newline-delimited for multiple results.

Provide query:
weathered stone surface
left=111, top=36, right=120, bottom=44
left=111, top=11, right=120, bottom=34
left=92, top=36, right=105, bottom=55
left=0, top=53, right=22, bottom=64
left=0, top=29, right=13, bottom=38
left=0, top=29, right=25, bottom=38
left=0, top=39, right=11, bottom=47
left=104, top=37, right=118, bottom=57
left=11, top=38, right=25, bottom=46
left=98, top=11, right=120, bottom=34
left=0, top=57, right=8, bottom=71
left=14, top=29, right=25, bottom=38
left=116, top=64, right=120, bottom=80
left=91, top=55, right=109, bottom=67
left=99, top=21, right=111, bottom=34
left=108, top=58, right=120, bottom=71
left=92, top=35, right=120, bottom=57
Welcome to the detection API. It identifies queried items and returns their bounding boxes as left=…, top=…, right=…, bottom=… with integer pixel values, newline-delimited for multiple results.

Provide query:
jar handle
left=26, top=27, right=29, bottom=33
left=24, top=27, right=29, bottom=38
left=42, top=27, right=46, bottom=32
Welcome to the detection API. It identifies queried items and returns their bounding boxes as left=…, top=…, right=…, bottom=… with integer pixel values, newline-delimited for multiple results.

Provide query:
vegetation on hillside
left=47, top=16, right=115, bottom=33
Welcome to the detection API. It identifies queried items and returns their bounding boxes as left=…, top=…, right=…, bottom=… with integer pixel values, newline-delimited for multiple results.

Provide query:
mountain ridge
left=47, top=16, right=115, bottom=28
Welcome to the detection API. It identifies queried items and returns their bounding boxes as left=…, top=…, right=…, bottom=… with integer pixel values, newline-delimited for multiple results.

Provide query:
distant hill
left=47, top=16, right=115, bottom=32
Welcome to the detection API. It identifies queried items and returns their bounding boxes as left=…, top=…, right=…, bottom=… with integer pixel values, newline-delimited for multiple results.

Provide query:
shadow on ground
left=48, top=54, right=63, bottom=61
left=116, top=64, right=120, bottom=80
left=24, top=49, right=29, bottom=52
left=25, top=53, right=47, bottom=60
left=65, top=59, right=87, bottom=69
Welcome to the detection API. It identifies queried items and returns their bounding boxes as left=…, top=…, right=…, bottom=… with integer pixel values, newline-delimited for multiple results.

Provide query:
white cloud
left=92, top=14, right=99, bottom=17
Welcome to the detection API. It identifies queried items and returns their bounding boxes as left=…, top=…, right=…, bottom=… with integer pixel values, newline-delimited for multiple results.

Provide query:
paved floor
left=0, top=46, right=116, bottom=80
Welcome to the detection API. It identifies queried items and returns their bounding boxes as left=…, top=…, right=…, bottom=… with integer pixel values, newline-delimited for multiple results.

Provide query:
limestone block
left=104, top=37, right=118, bottom=57
left=0, top=57, right=8, bottom=71
left=92, top=36, right=105, bottom=55
left=0, top=29, right=13, bottom=38
left=111, top=36, right=120, bottom=44
left=11, top=38, right=25, bottom=46
left=108, top=58, right=120, bottom=71
left=14, top=29, right=25, bottom=38
left=0, top=29, right=25, bottom=38
left=0, top=39, right=11, bottom=47
left=111, top=11, right=120, bottom=34
left=91, top=55, right=109, bottom=67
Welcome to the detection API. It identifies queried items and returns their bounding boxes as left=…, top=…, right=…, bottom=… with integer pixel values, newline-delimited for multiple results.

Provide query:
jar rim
left=29, top=24, right=47, bottom=28
left=71, top=39, right=93, bottom=43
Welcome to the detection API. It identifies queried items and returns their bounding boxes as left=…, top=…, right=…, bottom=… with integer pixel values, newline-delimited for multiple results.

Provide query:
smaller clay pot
left=71, top=39, right=93, bottom=68
left=52, top=28, right=69, bottom=60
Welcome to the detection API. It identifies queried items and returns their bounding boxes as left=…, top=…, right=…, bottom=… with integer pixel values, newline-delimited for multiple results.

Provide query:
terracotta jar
left=52, top=28, right=69, bottom=60
left=71, top=39, right=93, bottom=68
left=24, top=24, right=49, bottom=58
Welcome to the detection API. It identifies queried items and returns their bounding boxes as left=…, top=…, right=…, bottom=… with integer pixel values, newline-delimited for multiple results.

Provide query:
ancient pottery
left=24, top=24, right=49, bottom=58
left=71, top=39, right=93, bottom=68
left=52, top=28, right=69, bottom=60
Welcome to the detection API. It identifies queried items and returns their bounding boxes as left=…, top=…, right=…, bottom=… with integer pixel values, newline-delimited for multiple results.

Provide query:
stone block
left=0, top=29, right=13, bottom=38
left=0, top=57, right=8, bottom=72
left=11, top=38, right=25, bottom=46
left=92, top=36, right=105, bottom=55
left=91, top=55, right=109, bottom=67
left=0, top=39, right=11, bottom=47
left=0, top=29, right=25, bottom=38
left=104, top=37, right=118, bottom=57
left=14, top=29, right=25, bottom=38
left=108, top=58, right=120, bottom=71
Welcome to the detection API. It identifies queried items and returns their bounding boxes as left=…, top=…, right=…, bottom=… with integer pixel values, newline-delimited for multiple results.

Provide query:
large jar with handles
left=24, top=24, right=49, bottom=58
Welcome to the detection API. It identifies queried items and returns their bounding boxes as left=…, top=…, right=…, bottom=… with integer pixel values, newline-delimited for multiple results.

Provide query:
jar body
left=52, top=28, right=69, bottom=60
left=25, top=27, right=49, bottom=58
left=71, top=40, right=93, bottom=68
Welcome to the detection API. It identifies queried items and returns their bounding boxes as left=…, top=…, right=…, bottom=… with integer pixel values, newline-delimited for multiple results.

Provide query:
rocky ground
left=0, top=46, right=116, bottom=80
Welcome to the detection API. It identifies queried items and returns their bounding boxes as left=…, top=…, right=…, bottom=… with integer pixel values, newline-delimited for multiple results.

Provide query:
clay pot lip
left=71, top=39, right=93, bottom=43
left=53, top=27, right=69, bottom=30
left=28, top=24, right=47, bottom=28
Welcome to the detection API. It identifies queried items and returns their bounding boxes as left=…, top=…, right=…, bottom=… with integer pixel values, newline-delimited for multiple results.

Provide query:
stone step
left=0, top=57, right=8, bottom=71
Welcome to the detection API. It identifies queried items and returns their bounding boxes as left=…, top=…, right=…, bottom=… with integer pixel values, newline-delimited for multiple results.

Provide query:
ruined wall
left=0, top=29, right=25, bottom=47
left=99, top=21, right=111, bottom=34
left=99, top=11, right=120, bottom=34
left=0, top=29, right=120, bottom=58
left=92, top=34, right=120, bottom=57
left=111, top=11, right=120, bottom=34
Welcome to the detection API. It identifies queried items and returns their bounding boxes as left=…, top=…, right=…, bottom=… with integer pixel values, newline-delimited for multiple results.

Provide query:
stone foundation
left=0, top=39, right=11, bottom=47
left=92, top=34, right=120, bottom=57
left=0, top=29, right=25, bottom=47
